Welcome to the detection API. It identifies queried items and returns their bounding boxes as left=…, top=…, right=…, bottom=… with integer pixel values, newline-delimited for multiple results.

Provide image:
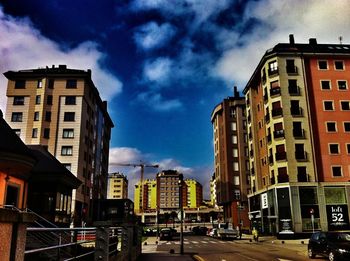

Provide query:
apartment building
left=211, top=87, right=249, bottom=228
left=184, top=179, right=203, bottom=209
left=4, top=65, right=113, bottom=225
left=244, top=35, right=350, bottom=235
left=210, top=174, right=217, bottom=207
left=107, top=173, right=128, bottom=200
left=134, top=179, right=157, bottom=214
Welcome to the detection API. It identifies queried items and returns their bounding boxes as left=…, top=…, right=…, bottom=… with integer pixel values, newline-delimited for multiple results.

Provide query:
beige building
left=211, top=86, right=250, bottom=228
left=107, top=173, right=128, bottom=199
left=4, top=65, right=113, bottom=225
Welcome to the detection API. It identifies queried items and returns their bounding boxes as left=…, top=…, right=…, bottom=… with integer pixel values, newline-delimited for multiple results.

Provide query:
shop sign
left=261, top=193, right=268, bottom=209
left=279, top=219, right=294, bottom=234
left=326, top=205, right=350, bottom=231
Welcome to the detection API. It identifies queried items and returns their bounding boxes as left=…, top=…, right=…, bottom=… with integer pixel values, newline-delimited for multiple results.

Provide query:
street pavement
left=140, top=234, right=309, bottom=261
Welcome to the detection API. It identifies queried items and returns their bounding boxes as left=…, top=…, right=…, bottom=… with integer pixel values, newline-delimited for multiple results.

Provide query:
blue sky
left=0, top=0, right=349, bottom=199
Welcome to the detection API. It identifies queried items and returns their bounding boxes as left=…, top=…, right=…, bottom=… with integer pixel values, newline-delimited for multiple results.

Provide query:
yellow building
left=185, top=179, right=203, bottom=209
left=107, top=173, right=128, bottom=199
left=134, top=179, right=157, bottom=214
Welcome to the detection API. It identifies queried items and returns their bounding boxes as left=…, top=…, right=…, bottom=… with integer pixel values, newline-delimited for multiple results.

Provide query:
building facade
left=107, top=173, right=128, bottom=200
left=244, top=35, right=350, bottom=235
left=211, top=87, right=250, bottom=228
left=4, top=65, right=113, bottom=225
left=185, top=179, right=203, bottom=209
left=134, top=179, right=157, bottom=214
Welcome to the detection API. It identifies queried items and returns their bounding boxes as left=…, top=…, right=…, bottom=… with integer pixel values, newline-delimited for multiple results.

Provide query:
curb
left=193, top=254, right=205, bottom=261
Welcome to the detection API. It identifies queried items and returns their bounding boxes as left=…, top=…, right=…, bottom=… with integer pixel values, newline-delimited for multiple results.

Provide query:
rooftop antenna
left=339, top=36, right=343, bottom=45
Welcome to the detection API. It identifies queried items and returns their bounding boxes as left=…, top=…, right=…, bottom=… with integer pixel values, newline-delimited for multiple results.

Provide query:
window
left=64, top=112, right=75, bottom=121
left=43, top=128, right=50, bottom=139
left=286, top=59, right=297, bottom=73
left=346, top=144, right=350, bottom=154
left=321, top=80, right=331, bottom=90
left=344, top=122, right=350, bottom=132
left=65, top=96, right=76, bottom=105
left=323, top=101, right=334, bottom=111
left=231, top=122, right=237, bottom=131
left=45, top=111, right=51, bottom=122
left=269, top=61, right=278, bottom=72
left=233, top=148, right=238, bottom=157
left=47, top=95, right=53, bottom=105
left=338, top=80, right=347, bottom=90
left=334, top=61, right=344, bottom=70
left=35, top=95, right=41, bottom=105
left=15, top=80, right=25, bottom=89
left=13, top=96, right=25, bottom=105
left=341, top=101, right=350, bottom=110
left=232, top=135, right=237, bottom=144
left=37, top=80, right=42, bottom=88
left=63, top=129, right=74, bottom=138
left=13, top=129, right=21, bottom=136
left=331, top=166, right=342, bottom=177
left=66, top=79, right=77, bottom=88
left=34, top=111, right=39, bottom=121
left=32, top=128, right=38, bottom=138
left=318, top=60, right=328, bottom=70
left=329, top=144, right=339, bottom=154
left=48, top=79, right=54, bottom=89
left=233, top=162, right=239, bottom=171
left=63, top=164, right=71, bottom=171
left=11, top=112, right=23, bottom=122
left=326, top=122, right=337, bottom=132
left=61, top=146, right=73, bottom=156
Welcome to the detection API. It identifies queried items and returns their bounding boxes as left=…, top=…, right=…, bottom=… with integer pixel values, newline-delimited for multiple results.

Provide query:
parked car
left=192, top=226, right=208, bottom=235
left=160, top=228, right=173, bottom=240
left=208, top=228, right=217, bottom=237
left=308, top=231, right=350, bottom=261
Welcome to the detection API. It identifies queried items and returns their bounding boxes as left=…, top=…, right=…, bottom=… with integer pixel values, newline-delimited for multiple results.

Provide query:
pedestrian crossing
left=159, top=238, right=234, bottom=245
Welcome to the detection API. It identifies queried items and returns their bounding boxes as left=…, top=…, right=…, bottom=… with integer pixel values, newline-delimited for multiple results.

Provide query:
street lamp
left=178, top=174, right=184, bottom=255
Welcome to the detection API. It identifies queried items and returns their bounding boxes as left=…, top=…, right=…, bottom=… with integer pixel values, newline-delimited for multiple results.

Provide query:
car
left=160, top=228, right=173, bottom=240
left=308, top=231, right=350, bottom=261
left=208, top=228, right=217, bottom=237
left=192, top=226, right=208, bottom=235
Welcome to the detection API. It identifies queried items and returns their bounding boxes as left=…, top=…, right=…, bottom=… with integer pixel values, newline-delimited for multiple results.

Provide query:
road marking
left=193, top=254, right=205, bottom=261
left=277, top=259, right=293, bottom=261
left=200, top=241, right=208, bottom=243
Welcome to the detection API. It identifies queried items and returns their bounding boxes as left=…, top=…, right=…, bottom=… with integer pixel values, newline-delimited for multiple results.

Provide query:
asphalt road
left=156, top=235, right=310, bottom=261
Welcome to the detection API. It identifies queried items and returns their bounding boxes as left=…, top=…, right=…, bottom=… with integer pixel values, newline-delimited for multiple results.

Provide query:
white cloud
left=143, top=57, right=172, bottom=83
left=214, top=0, right=350, bottom=90
left=0, top=7, right=123, bottom=113
left=137, top=92, right=183, bottom=111
left=134, top=21, right=177, bottom=50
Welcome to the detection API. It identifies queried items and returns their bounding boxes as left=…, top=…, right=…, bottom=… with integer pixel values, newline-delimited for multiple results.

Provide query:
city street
left=146, top=235, right=310, bottom=261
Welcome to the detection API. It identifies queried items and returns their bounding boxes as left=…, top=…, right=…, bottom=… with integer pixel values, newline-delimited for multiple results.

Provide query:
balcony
left=270, top=87, right=281, bottom=97
left=291, top=107, right=303, bottom=116
left=272, top=108, right=283, bottom=117
left=295, top=151, right=308, bottom=161
left=265, top=113, right=270, bottom=123
left=288, top=85, right=301, bottom=96
left=286, top=65, right=298, bottom=75
left=275, top=151, right=287, bottom=161
left=273, top=129, right=285, bottom=139
left=293, top=128, right=305, bottom=139
left=268, top=68, right=279, bottom=77
left=277, top=173, right=289, bottom=183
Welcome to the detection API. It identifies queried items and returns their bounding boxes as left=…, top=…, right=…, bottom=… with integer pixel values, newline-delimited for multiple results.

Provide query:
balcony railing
left=291, top=107, right=303, bottom=116
left=274, top=129, right=285, bottom=139
left=275, top=151, right=287, bottom=161
left=295, top=151, right=308, bottom=161
left=286, top=66, right=298, bottom=74
left=288, top=85, right=301, bottom=96
left=272, top=108, right=283, bottom=117
left=293, top=128, right=305, bottom=139
left=270, top=87, right=281, bottom=97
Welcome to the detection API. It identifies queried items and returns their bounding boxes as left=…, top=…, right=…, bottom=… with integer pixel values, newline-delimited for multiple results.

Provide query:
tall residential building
left=156, top=170, right=187, bottom=212
left=184, top=179, right=203, bottom=209
left=4, top=65, right=113, bottom=225
left=134, top=179, right=157, bottom=214
left=244, top=35, right=350, bottom=235
left=211, top=87, right=249, bottom=228
left=107, top=173, right=128, bottom=199
left=210, top=174, right=217, bottom=207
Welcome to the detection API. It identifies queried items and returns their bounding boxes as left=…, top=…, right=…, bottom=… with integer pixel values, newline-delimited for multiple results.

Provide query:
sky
left=0, top=0, right=350, bottom=200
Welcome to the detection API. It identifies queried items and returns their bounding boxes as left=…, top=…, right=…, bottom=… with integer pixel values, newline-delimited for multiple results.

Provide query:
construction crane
left=110, top=162, right=159, bottom=213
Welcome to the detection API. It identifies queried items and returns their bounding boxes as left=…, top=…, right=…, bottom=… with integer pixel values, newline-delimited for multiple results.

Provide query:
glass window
left=37, top=80, right=42, bottom=88
left=338, top=80, right=347, bottom=90
left=324, top=101, right=334, bottom=111
left=15, top=80, right=25, bottom=89
left=63, top=129, right=74, bottom=138
left=13, top=96, right=25, bottom=105
left=326, top=122, right=337, bottom=132
left=43, top=128, right=50, bottom=139
left=66, top=79, right=77, bottom=88
left=331, top=166, right=342, bottom=177
left=344, top=122, right=350, bottom=132
left=347, top=144, right=350, bottom=154
left=321, top=80, right=331, bottom=90
left=61, top=146, right=73, bottom=156
left=334, top=61, right=344, bottom=70
left=318, top=60, right=328, bottom=70
left=329, top=144, right=339, bottom=154
left=32, top=128, right=38, bottom=138
left=11, top=112, right=23, bottom=122
left=341, top=101, right=350, bottom=110
left=45, top=111, right=51, bottom=122
left=35, top=95, right=41, bottom=105
left=64, top=112, right=75, bottom=121
left=34, top=111, right=39, bottom=121
left=47, top=95, right=53, bottom=105
left=65, top=96, right=76, bottom=105
left=48, top=79, right=54, bottom=89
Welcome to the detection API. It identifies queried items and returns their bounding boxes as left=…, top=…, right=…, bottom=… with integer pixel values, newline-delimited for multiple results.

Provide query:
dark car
left=160, top=228, right=173, bottom=240
left=308, top=231, right=350, bottom=261
left=192, top=226, right=208, bottom=235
